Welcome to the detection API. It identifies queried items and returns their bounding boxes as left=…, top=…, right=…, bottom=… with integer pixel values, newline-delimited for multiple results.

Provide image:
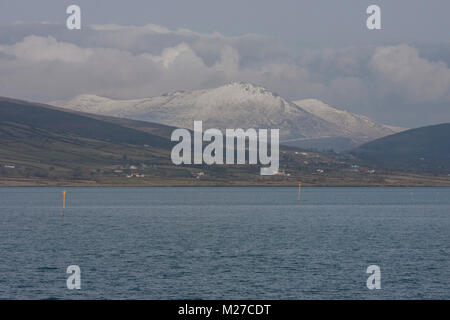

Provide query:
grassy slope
left=0, top=97, right=170, bottom=148
left=351, top=123, right=450, bottom=173
left=1, top=97, right=449, bottom=186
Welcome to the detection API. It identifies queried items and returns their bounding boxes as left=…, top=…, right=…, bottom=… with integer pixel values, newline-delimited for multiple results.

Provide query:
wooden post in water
left=62, top=190, right=66, bottom=216
left=298, top=183, right=302, bottom=202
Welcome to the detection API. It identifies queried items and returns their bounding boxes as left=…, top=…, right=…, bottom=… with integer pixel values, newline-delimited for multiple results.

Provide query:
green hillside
left=351, top=123, right=450, bottom=173
left=0, top=97, right=298, bottom=185
left=0, top=97, right=178, bottom=183
left=1, top=96, right=449, bottom=186
left=0, top=97, right=170, bottom=148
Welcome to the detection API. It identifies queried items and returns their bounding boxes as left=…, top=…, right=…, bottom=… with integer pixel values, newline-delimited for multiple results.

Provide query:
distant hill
left=1, top=96, right=449, bottom=186
left=351, top=123, right=450, bottom=173
left=293, top=99, right=405, bottom=143
left=0, top=96, right=181, bottom=183
left=54, top=82, right=403, bottom=150
left=281, top=136, right=358, bottom=152
left=0, top=97, right=170, bottom=148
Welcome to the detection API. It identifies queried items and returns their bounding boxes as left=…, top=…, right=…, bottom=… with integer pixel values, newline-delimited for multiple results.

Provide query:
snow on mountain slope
left=55, top=82, right=403, bottom=147
left=293, top=99, right=405, bottom=142
left=55, top=83, right=344, bottom=140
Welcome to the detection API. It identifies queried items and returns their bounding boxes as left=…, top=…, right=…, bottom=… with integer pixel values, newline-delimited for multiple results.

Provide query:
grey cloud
left=0, top=22, right=449, bottom=127
left=370, top=45, right=450, bottom=103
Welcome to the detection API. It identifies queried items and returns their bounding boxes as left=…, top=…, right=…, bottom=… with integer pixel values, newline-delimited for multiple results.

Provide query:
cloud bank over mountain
left=0, top=22, right=449, bottom=127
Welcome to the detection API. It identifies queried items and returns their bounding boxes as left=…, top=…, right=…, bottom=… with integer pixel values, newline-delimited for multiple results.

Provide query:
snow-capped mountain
left=54, top=82, right=404, bottom=149
left=293, top=99, right=404, bottom=142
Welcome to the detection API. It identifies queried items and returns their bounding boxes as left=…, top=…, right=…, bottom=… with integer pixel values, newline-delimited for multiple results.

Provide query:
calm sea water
left=0, top=187, right=448, bottom=299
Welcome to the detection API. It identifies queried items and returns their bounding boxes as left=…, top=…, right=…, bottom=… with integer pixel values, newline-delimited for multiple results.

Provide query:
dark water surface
left=0, top=187, right=448, bottom=299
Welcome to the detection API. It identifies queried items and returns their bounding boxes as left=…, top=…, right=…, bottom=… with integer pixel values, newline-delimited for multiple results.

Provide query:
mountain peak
left=210, top=81, right=276, bottom=98
left=226, top=81, right=265, bottom=90
left=56, top=83, right=404, bottom=149
left=294, top=98, right=405, bottom=140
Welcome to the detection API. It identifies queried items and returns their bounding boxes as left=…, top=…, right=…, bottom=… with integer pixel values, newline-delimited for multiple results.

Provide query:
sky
left=0, top=0, right=449, bottom=127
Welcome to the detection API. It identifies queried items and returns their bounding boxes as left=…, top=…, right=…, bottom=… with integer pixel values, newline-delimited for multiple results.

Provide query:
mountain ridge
left=1, top=96, right=449, bottom=186
left=351, top=123, right=450, bottom=173
left=55, top=82, right=404, bottom=150
left=293, top=99, right=405, bottom=140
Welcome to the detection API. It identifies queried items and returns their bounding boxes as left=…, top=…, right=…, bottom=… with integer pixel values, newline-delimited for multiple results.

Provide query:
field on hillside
left=1, top=97, right=450, bottom=187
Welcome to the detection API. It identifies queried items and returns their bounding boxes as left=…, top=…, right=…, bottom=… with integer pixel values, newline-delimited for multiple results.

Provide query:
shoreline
left=2, top=178, right=450, bottom=187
